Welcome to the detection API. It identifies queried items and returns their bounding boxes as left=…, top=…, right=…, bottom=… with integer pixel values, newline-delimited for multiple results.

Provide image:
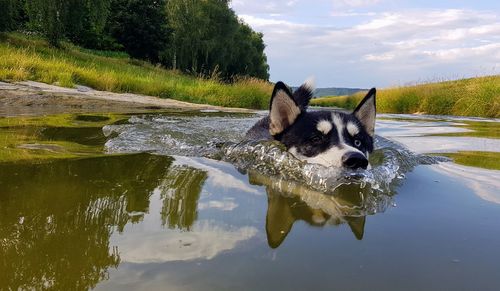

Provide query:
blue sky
left=230, top=0, right=500, bottom=88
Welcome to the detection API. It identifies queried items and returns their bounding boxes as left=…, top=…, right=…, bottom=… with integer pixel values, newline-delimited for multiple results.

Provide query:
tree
left=0, top=0, right=18, bottom=32
left=229, top=23, right=270, bottom=80
left=163, top=0, right=205, bottom=72
left=25, top=0, right=67, bottom=46
left=64, top=0, right=112, bottom=49
left=107, top=0, right=169, bottom=62
left=6, top=0, right=269, bottom=80
left=164, top=0, right=269, bottom=80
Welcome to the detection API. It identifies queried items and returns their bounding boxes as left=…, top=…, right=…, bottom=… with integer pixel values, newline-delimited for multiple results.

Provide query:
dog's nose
left=342, top=152, right=368, bottom=169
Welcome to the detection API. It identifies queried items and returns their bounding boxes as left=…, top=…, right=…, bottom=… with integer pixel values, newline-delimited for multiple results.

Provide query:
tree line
left=0, top=0, right=270, bottom=80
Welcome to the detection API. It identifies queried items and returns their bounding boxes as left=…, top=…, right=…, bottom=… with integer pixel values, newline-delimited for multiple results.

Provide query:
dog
left=246, top=80, right=376, bottom=169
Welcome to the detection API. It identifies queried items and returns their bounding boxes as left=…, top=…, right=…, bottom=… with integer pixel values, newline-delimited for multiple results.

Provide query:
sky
left=230, top=0, right=500, bottom=88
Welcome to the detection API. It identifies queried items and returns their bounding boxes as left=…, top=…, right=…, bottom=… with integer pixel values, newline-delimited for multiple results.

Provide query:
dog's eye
left=354, top=139, right=362, bottom=147
left=310, top=136, right=322, bottom=143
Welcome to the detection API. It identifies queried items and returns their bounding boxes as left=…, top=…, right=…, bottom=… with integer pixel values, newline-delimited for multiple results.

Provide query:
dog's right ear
left=353, top=88, right=376, bottom=137
left=269, top=81, right=301, bottom=136
left=345, top=216, right=366, bottom=240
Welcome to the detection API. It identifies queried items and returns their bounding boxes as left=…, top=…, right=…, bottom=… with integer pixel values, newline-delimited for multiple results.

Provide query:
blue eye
left=354, top=140, right=362, bottom=147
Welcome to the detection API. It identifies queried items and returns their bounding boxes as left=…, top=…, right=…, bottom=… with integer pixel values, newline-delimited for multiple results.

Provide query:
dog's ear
left=353, top=88, right=376, bottom=136
left=266, top=190, right=295, bottom=248
left=293, top=77, right=315, bottom=111
left=269, top=81, right=301, bottom=136
left=345, top=216, right=366, bottom=240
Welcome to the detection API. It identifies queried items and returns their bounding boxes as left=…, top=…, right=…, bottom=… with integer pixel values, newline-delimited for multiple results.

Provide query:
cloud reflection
left=173, top=156, right=261, bottom=195
left=198, top=198, right=239, bottom=211
left=113, top=220, right=257, bottom=263
left=433, top=162, right=500, bottom=204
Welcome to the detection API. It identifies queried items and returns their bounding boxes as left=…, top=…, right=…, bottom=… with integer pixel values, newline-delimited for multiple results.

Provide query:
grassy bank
left=0, top=33, right=273, bottom=109
left=439, top=151, right=500, bottom=170
left=311, top=76, right=500, bottom=118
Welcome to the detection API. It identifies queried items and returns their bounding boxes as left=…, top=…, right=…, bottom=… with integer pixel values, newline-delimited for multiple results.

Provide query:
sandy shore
left=0, top=81, right=253, bottom=117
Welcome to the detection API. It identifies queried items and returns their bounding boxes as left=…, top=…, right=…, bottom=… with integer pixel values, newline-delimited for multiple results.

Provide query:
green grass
left=438, top=151, right=500, bottom=170
left=0, top=33, right=273, bottom=109
left=311, top=76, right=500, bottom=118
left=432, top=120, right=500, bottom=139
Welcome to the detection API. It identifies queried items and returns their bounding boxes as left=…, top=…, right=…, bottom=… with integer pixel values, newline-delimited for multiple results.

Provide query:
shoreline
left=0, top=81, right=254, bottom=117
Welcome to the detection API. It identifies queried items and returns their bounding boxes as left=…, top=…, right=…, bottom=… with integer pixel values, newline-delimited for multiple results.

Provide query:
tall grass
left=311, top=76, right=500, bottom=118
left=0, top=33, right=273, bottom=109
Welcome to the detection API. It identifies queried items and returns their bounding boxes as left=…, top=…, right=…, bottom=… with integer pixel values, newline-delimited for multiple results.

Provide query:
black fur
left=292, top=83, right=314, bottom=111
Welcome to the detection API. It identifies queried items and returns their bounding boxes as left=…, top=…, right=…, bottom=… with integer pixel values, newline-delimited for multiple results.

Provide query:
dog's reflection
left=249, top=171, right=367, bottom=248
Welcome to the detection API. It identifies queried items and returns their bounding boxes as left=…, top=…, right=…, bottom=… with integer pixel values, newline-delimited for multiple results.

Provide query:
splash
left=103, top=113, right=445, bottom=215
left=103, top=113, right=255, bottom=156
left=219, top=136, right=434, bottom=195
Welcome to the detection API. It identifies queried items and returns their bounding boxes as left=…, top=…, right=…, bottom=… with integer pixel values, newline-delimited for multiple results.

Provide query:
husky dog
left=246, top=80, right=376, bottom=169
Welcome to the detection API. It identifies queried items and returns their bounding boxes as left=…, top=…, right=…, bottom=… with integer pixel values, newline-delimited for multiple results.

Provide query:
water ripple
left=103, top=113, right=445, bottom=216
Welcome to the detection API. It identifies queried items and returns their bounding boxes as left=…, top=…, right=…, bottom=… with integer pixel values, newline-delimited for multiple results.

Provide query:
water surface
left=0, top=111, right=499, bottom=290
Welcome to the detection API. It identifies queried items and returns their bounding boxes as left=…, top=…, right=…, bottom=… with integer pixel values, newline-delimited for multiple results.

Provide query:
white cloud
left=239, top=14, right=311, bottom=28
left=231, top=0, right=300, bottom=15
left=236, top=6, right=500, bottom=87
left=330, top=11, right=377, bottom=17
left=420, top=43, right=500, bottom=62
left=334, top=0, right=382, bottom=8
left=364, top=52, right=395, bottom=61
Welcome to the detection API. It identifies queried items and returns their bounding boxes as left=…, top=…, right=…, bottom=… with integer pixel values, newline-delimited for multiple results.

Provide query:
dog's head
left=268, top=81, right=376, bottom=169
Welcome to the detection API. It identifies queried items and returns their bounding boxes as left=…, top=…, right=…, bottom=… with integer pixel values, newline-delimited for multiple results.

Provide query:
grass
left=311, top=76, right=500, bottom=118
left=432, top=120, right=500, bottom=139
left=438, top=151, right=500, bottom=170
left=0, top=33, right=273, bottom=109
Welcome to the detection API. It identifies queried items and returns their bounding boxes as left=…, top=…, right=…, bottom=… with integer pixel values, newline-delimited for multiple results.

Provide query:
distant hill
left=313, top=87, right=366, bottom=98
left=292, top=86, right=366, bottom=98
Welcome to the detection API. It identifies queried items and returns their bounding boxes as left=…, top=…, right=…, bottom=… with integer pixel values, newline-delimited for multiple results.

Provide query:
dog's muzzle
left=342, top=152, right=368, bottom=169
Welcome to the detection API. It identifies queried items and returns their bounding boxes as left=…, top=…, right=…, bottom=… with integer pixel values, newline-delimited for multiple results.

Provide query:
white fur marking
left=347, top=122, right=360, bottom=136
left=316, top=120, right=332, bottom=135
left=303, top=76, right=315, bottom=91
left=332, top=114, right=344, bottom=141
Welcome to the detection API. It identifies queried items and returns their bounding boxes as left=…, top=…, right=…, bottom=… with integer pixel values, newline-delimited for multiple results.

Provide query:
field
left=311, top=76, right=500, bottom=118
left=2, top=33, right=499, bottom=117
left=0, top=33, right=273, bottom=109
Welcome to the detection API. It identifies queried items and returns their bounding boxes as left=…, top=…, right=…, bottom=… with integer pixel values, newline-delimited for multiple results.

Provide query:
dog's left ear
left=353, top=88, right=376, bottom=136
left=269, top=81, right=301, bottom=136
left=266, top=190, right=295, bottom=249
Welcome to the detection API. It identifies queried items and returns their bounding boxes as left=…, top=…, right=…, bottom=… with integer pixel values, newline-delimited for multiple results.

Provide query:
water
left=0, top=111, right=499, bottom=290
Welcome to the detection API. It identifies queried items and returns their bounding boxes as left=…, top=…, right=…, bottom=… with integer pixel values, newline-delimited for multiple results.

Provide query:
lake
left=0, top=110, right=499, bottom=290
